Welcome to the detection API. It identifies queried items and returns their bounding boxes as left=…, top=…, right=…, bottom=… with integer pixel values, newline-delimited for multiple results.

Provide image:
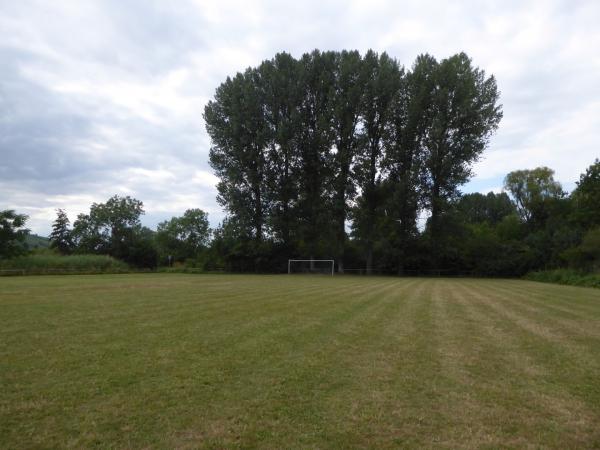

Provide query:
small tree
left=156, top=209, right=211, bottom=263
left=0, top=210, right=29, bottom=259
left=128, top=226, right=159, bottom=269
left=504, top=167, right=565, bottom=228
left=49, top=209, right=73, bottom=254
left=71, top=195, right=153, bottom=267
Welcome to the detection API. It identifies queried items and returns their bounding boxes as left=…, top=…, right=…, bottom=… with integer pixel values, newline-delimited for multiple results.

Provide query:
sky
left=1, top=0, right=599, bottom=236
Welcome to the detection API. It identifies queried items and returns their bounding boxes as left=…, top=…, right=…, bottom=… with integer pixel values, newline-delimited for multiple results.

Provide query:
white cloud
left=191, top=170, right=219, bottom=188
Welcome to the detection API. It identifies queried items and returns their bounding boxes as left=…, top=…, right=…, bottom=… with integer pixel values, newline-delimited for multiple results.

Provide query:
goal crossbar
left=288, top=259, right=334, bottom=276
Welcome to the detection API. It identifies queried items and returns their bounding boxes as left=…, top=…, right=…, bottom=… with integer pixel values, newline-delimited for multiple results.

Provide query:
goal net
left=288, top=259, right=334, bottom=275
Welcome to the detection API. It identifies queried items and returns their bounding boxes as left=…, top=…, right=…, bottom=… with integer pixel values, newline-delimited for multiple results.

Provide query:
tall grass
left=525, top=268, right=600, bottom=289
left=0, top=254, right=129, bottom=275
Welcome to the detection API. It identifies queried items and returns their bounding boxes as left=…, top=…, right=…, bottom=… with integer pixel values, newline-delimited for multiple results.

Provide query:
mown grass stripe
left=484, top=279, right=600, bottom=321
left=2, top=275, right=600, bottom=448
left=455, top=281, right=600, bottom=421
left=445, top=281, right=600, bottom=447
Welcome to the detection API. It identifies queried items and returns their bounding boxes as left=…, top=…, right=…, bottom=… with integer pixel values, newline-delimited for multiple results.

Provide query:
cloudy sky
left=1, top=0, right=599, bottom=235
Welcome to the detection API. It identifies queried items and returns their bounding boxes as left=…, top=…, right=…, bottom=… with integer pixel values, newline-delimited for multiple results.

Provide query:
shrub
left=0, top=254, right=129, bottom=275
left=561, top=227, right=600, bottom=271
left=524, top=269, right=600, bottom=289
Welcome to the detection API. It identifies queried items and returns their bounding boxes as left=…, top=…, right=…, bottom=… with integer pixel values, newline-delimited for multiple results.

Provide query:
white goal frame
left=288, top=259, right=334, bottom=276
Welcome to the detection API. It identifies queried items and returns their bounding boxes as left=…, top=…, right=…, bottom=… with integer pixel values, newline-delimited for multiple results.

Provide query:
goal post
left=288, top=259, right=335, bottom=276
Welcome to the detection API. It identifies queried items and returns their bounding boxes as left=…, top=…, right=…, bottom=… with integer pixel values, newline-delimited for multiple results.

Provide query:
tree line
left=0, top=197, right=212, bottom=269
left=1, top=158, right=598, bottom=276
left=204, top=50, right=502, bottom=273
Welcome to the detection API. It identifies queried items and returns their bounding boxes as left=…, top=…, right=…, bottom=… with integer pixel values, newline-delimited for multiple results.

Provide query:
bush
left=524, top=269, right=600, bottom=289
left=561, top=227, right=600, bottom=271
left=0, top=254, right=129, bottom=275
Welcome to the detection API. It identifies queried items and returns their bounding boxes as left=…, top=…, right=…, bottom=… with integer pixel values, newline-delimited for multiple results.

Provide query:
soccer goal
left=288, top=259, right=335, bottom=275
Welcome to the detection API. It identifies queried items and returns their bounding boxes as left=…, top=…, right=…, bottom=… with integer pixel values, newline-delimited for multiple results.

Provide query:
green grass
left=1, top=274, right=600, bottom=448
left=0, top=254, right=129, bottom=275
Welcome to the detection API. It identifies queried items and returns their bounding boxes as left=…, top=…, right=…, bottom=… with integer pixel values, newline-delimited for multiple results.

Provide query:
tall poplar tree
left=295, top=50, right=337, bottom=262
left=382, top=60, right=430, bottom=274
left=354, top=51, right=401, bottom=274
left=419, top=53, right=502, bottom=265
left=205, top=69, right=269, bottom=245
left=330, top=50, right=364, bottom=272
left=259, top=53, right=303, bottom=249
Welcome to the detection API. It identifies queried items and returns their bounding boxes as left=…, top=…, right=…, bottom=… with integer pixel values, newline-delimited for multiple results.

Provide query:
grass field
left=1, top=274, right=600, bottom=448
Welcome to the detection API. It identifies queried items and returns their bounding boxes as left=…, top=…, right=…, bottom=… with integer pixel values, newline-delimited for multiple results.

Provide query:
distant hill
left=25, top=234, right=51, bottom=249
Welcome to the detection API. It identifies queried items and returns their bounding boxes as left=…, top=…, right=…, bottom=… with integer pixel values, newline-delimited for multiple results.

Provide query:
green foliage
left=156, top=209, right=211, bottom=263
left=460, top=221, right=535, bottom=276
left=70, top=212, right=103, bottom=254
left=207, top=218, right=285, bottom=272
left=71, top=195, right=157, bottom=268
left=127, top=226, right=159, bottom=269
left=205, top=50, right=502, bottom=273
left=456, top=192, right=515, bottom=225
left=504, top=167, right=565, bottom=228
left=49, top=209, right=73, bottom=254
left=0, top=253, right=128, bottom=274
left=571, top=159, right=600, bottom=228
left=496, top=213, right=525, bottom=241
left=354, top=51, right=402, bottom=273
left=258, top=52, right=303, bottom=248
left=0, top=210, right=29, bottom=259
left=561, top=227, right=600, bottom=271
left=205, top=68, right=269, bottom=244
left=419, top=53, right=502, bottom=261
left=294, top=50, right=338, bottom=260
left=525, top=269, right=600, bottom=289
left=330, top=50, right=365, bottom=270
left=72, top=195, right=145, bottom=255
